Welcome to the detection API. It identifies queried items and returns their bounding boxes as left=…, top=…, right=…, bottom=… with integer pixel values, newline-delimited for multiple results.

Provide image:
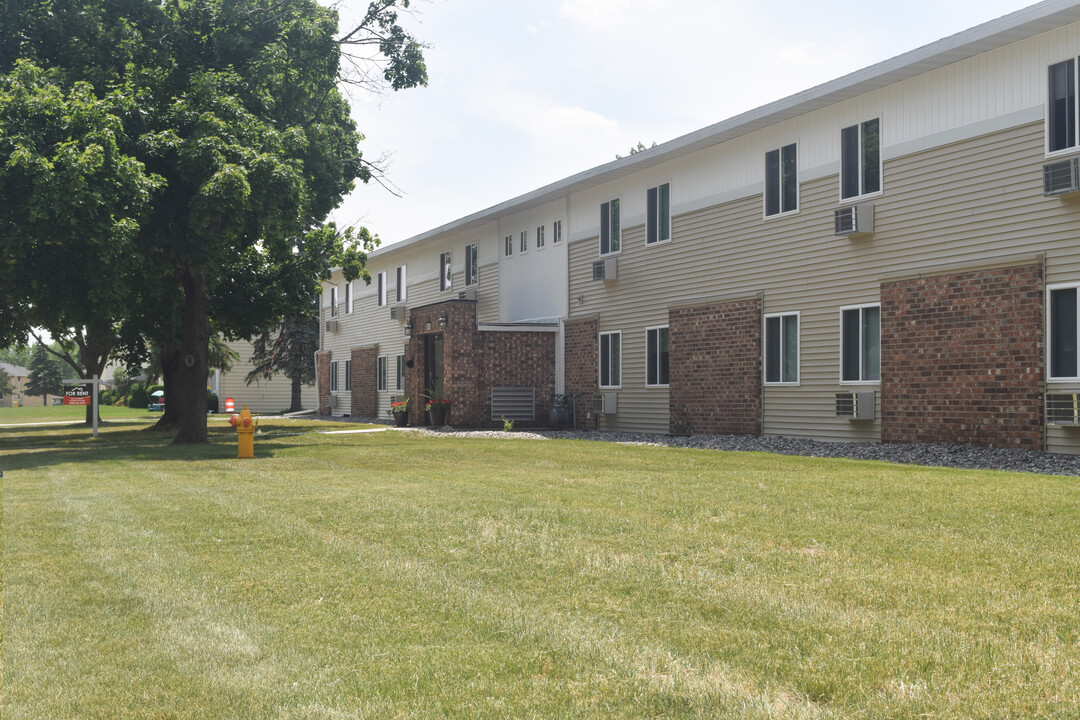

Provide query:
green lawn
left=2, top=424, right=1078, bottom=719
left=0, top=403, right=159, bottom=424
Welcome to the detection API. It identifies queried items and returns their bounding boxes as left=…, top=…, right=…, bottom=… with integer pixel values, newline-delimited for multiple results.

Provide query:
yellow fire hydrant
left=228, top=405, right=258, bottom=458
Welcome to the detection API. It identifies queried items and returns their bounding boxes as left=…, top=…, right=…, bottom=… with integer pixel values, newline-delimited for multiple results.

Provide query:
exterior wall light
left=438, top=315, right=448, bottom=330
left=404, top=321, right=412, bottom=337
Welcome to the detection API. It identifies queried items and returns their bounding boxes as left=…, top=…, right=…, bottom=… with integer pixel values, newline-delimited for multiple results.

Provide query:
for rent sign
left=63, top=383, right=93, bottom=406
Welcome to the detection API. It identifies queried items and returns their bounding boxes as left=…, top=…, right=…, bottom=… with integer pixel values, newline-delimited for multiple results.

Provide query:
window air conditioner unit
left=325, top=394, right=337, bottom=409
left=458, top=289, right=477, bottom=301
left=834, top=203, right=875, bottom=237
left=592, top=258, right=617, bottom=282
left=390, top=304, right=408, bottom=321
left=1046, top=392, right=1080, bottom=425
left=835, top=391, right=875, bottom=421
left=592, top=391, right=618, bottom=414
left=1043, top=157, right=1080, bottom=197
left=324, top=320, right=338, bottom=333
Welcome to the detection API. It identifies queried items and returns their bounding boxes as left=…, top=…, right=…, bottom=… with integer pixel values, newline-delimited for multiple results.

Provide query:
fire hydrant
left=228, top=405, right=258, bottom=458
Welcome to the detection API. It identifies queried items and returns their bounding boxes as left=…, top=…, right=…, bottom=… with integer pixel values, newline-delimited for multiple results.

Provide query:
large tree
left=1, top=0, right=425, bottom=443
left=245, top=304, right=320, bottom=414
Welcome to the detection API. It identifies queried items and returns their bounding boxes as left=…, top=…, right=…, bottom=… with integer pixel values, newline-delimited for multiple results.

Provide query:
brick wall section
left=316, top=351, right=331, bottom=415
left=563, top=317, right=598, bottom=430
left=350, top=346, right=378, bottom=418
left=478, top=331, right=555, bottom=426
left=668, top=299, right=762, bottom=436
left=880, top=263, right=1044, bottom=450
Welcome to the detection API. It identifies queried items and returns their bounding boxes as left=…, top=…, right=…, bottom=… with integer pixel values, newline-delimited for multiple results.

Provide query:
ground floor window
left=377, top=356, right=387, bottom=392
left=1050, top=284, right=1080, bottom=379
left=840, top=304, right=880, bottom=382
left=330, top=361, right=339, bottom=392
left=345, top=360, right=352, bottom=391
left=396, top=354, right=405, bottom=391
left=764, top=312, right=799, bottom=384
left=646, top=326, right=669, bottom=386
left=599, top=331, right=621, bottom=388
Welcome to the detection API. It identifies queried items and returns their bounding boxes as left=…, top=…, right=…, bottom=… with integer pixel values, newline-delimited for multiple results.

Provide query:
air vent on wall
left=325, top=320, right=338, bottom=333
left=834, top=203, right=875, bottom=237
left=389, top=304, right=407, bottom=321
left=593, top=391, right=618, bottom=414
left=458, top=288, right=477, bottom=301
left=592, top=258, right=617, bottom=282
left=1043, top=157, right=1080, bottom=197
left=835, top=391, right=875, bottom=421
left=1046, top=392, right=1080, bottom=425
left=325, top=394, right=337, bottom=409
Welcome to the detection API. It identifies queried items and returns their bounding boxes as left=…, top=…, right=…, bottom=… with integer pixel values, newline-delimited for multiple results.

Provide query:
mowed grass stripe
left=3, top=428, right=1079, bottom=718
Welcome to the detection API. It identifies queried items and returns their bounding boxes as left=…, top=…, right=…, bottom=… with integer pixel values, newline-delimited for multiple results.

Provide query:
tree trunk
left=290, top=374, right=302, bottom=413
left=149, top=346, right=181, bottom=432
left=172, top=264, right=210, bottom=444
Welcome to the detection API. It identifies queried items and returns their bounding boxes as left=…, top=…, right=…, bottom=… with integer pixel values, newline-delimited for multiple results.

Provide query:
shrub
left=127, top=382, right=148, bottom=409
left=207, top=392, right=219, bottom=414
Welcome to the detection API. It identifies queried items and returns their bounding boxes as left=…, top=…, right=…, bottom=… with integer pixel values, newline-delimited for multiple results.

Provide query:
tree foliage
left=25, top=343, right=65, bottom=403
left=245, top=299, right=320, bottom=413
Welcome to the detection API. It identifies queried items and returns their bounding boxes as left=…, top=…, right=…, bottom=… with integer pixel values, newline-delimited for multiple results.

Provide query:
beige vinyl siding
left=571, top=120, right=1080, bottom=450
left=218, top=339, right=316, bottom=414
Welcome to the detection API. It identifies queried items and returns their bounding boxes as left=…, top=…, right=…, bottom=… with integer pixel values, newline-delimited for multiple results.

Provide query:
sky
left=330, top=0, right=1043, bottom=248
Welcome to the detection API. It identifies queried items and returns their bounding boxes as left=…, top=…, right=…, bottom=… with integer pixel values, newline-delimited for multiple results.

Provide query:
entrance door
left=423, top=334, right=444, bottom=424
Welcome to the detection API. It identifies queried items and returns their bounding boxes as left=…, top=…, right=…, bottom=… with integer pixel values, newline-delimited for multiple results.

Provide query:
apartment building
left=319, top=0, right=1080, bottom=453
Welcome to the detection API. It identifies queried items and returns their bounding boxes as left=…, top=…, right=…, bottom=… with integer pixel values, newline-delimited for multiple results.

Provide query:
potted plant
left=424, top=389, right=451, bottom=426
left=390, top=397, right=409, bottom=427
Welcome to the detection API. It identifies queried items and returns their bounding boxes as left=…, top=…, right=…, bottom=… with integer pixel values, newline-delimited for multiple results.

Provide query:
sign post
left=63, top=375, right=103, bottom=438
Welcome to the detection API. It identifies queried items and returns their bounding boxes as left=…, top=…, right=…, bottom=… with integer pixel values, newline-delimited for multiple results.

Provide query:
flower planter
left=428, top=404, right=449, bottom=426
left=393, top=412, right=408, bottom=427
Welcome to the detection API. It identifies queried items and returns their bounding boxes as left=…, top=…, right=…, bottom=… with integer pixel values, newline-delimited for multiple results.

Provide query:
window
left=345, top=282, right=353, bottom=314
left=600, top=198, right=621, bottom=255
left=440, top=251, right=452, bottom=292
left=536, top=225, right=545, bottom=249
left=345, top=360, right=352, bottom=391
left=840, top=305, right=880, bottom=383
left=1049, top=285, right=1080, bottom=379
left=1049, top=59, right=1077, bottom=153
left=330, top=361, right=339, bottom=392
left=505, top=234, right=513, bottom=257
left=520, top=230, right=528, bottom=253
left=377, top=356, right=387, bottom=392
left=647, top=183, right=671, bottom=243
left=599, top=331, right=621, bottom=388
left=465, top=243, right=478, bottom=286
left=396, top=266, right=406, bottom=302
left=646, top=326, right=669, bottom=387
left=377, top=272, right=387, bottom=306
left=395, top=354, right=405, bottom=391
left=329, top=285, right=338, bottom=317
left=840, top=118, right=881, bottom=199
left=765, top=144, right=797, bottom=216
left=553, top=220, right=563, bottom=244
left=764, top=313, right=799, bottom=384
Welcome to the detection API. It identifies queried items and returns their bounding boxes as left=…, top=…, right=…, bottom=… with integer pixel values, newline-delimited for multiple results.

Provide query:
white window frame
left=646, top=183, right=672, bottom=245
left=839, top=118, right=882, bottom=201
left=1048, top=282, right=1080, bottom=381
left=344, top=359, right=352, bottom=391
left=839, top=303, right=881, bottom=385
left=504, top=234, right=513, bottom=257
left=377, top=272, right=387, bottom=307
left=536, top=224, right=545, bottom=249
left=1047, top=57, right=1079, bottom=157
left=377, top=356, right=387, bottom=392
left=645, top=325, right=670, bottom=388
left=440, top=251, right=452, bottom=292
left=520, top=230, right=528, bottom=254
left=599, top=331, right=622, bottom=389
left=553, top=219, right=563, bottom=244
left=395, top=354, right=405, bottom=391
left=465, top=243, right=478, bottom=286
left=330, top=361, right=339, bottom=392
left=763, top=312, right=800, bottom=386
left=763, top=144, right=798, bottom=218
left=600, top=198, right=621, bottom=256
left=345, top=281, right=353, bottom=314
left=329, top=285, right=338, bottom=317
left=395, top=266, right=406, bottom=302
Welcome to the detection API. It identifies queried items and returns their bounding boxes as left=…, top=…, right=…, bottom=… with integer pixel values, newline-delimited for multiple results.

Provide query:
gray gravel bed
left=304, top=414, right=1080, bottom=476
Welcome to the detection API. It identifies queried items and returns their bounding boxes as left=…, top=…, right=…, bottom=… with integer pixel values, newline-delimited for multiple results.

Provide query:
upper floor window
left=765, top=144, right=797, bottom=216
left=599, top=331, right=621, bottom=388
left=377, top=272, right=387, bottom=306
left=840, top=304, right=880, bottom=383
left=345, top=282, right=353, bottom=314
left=536, top=225, right=545, bottom=249
left=520, top=230, right=528, bottom=253
left=505, top=234, right=513, bottom=257
left=329, top=285, right=338, bottom=317
left=1049, top=284, right=1080, bottom=380
left=396, top=266, right=406, bottom=302
left=600, top=198, right=621, bottom=255
left=553, top=220, right=563, bottom=244
left=465, top=243, right=478, bottom=286
left=840, top=119, right=880, bottom=200
left=1049, top=59, right=1078, bottom=153
left=646, top=326, right=670, bottom=387
left=439, top=251, right=452, bottom=292
left=647, top=183, right=671, bottom=243
left=764, top=312, right=799, bottom=385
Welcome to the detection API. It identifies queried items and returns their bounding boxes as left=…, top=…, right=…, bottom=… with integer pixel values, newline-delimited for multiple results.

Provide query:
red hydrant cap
left=242, top=417, right=251, bottom=427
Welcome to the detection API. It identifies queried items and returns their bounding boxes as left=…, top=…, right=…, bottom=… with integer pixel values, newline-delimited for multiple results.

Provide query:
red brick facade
left=404, top=300, right=556, bottom=427
left=316, top=351, right=331, bottom=415
left=880, top=263, right=1044, bottom=450
left=668, top=299, right=762, bottom=436
left=563, top=316, right=599, bottom=429
left=350, top=346, right=378, bottom=418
